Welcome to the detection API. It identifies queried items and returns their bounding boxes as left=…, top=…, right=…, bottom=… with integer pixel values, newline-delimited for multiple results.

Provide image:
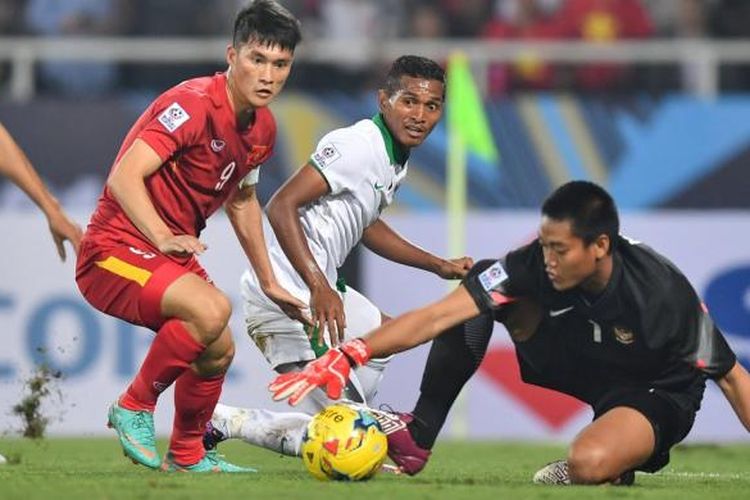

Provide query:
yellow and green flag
left=447, top=53, right=499, bottom=163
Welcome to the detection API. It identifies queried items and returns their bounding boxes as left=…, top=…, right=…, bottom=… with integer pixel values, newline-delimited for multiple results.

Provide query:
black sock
left=408, top=312, right=494, bottom=449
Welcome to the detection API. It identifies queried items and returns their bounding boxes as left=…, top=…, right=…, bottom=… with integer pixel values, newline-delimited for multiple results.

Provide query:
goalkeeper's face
left=226, top=40, right=294, bottom=110
left=378, top=76, right=444, bottom=148
left=539, top=216, right=610, bottom=293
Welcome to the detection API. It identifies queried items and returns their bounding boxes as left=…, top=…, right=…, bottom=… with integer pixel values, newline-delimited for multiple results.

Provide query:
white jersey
left=242, top=115, right=410, bottom=303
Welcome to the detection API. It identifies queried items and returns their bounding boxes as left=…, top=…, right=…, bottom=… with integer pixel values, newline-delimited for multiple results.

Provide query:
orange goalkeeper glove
left=269, top=339, right=371, bottom=406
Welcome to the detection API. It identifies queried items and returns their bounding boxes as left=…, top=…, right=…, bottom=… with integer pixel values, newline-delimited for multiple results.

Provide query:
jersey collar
left=210, top=72, right=229, bottom=109
left=577, top=251, right=624, bottom=320
left=372, top=113, right=409, bottom=167
left=214, top=71, right=256, bottom=132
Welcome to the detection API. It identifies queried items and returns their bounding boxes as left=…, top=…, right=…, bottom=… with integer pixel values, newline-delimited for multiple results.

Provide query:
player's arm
left=266, top=162, right=345, bottom=343
left=686, top=314, right=750, bottom=431
left=107, top=138, right=205, bottom=256
left=716, top=361, right=750, bottom=432
left=224, top=177, right=310, bottom=326
left=665, top=288, right=739, bottom=383
left=365, top=284, right=481, bottom=356
left=362, top=218, right=473, bottom=279
left=363, top=258, right=513, bottom=355
left=0, top=122, right=82, bottom=260
left=665, top=285, right=747, bottom=429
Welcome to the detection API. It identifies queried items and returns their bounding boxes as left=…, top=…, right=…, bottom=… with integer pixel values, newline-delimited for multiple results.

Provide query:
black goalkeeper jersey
left=463, top=235, right=737, bottom=412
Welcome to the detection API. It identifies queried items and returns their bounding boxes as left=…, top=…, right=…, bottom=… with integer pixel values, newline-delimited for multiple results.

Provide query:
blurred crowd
left=2, top=0, right=750, bottom=95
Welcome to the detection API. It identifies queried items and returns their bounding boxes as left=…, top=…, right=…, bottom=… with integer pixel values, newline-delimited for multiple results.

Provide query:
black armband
left=462, top=259, right=515, bottom=313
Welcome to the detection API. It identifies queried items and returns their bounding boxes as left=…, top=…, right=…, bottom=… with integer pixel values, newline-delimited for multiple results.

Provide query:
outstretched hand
left=269, top=348, right=353, bottom=405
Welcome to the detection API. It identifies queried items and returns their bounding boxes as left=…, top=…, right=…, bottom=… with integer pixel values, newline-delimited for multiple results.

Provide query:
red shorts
left=75, top=238, right=211, bottom=331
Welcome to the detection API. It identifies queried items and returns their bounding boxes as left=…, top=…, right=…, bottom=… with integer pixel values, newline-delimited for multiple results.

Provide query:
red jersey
left=86, top=72, right=275, bottom=250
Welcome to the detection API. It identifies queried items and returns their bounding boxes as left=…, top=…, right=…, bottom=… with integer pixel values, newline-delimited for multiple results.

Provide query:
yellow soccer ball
left=301, top=404, right=388, bottom=481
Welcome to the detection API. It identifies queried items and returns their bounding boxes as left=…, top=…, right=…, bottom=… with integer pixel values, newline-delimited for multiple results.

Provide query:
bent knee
left=192, top=292, right=232, bottom=342
left=567, top=443, right=612, bottom=484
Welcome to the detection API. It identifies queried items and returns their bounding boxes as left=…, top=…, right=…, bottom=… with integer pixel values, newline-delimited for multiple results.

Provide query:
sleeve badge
left=311, top=143, right=341, bottom=169
left=158, top=102, right=191, bottom=132
left=478, top=261, right=508, bottom=292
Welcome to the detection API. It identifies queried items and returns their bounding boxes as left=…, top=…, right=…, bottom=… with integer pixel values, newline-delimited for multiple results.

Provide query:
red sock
left=169, top=369, right=225, bottom=466
left=119, top=319, right=205, bottom=412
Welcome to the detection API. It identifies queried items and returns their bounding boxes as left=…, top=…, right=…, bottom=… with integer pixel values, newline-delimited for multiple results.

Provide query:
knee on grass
left=567, top=443, right=621, bottom=485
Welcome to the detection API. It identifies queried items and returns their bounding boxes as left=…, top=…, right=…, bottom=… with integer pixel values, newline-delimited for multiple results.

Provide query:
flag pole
left=446, top=53, right=470, bottom=439
left=447, top=124, right=467, bottom=262
left=445, top=52, right=499, bottom=439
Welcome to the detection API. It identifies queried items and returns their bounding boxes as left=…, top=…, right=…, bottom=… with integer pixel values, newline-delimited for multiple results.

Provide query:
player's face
left=378, top=76, right=444, bottom=148
left=538, top=216, right=609, bottom=292
left=226, top=40, right=294, bottom=110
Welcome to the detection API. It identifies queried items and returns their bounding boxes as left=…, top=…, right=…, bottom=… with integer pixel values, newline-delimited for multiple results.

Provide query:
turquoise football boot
left=107, top=402, right=161, bottom=469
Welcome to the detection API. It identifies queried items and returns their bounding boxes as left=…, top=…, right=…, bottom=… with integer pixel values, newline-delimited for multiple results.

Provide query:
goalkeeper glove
left=269, top=339, right=371, bottom=406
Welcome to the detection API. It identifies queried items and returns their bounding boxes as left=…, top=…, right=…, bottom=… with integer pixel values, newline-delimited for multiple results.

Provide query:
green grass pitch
left=1, top=438, right=749, bottom=499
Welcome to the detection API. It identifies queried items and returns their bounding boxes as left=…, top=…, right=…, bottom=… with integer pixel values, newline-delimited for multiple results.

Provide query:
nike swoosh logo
left=374, top=182, right=385, bottom=191
left=549, top=306, right=574, bottom=317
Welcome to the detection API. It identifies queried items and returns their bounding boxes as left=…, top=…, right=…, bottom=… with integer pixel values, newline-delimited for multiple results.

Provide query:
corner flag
left=446, top=53, right=499, bottom=258
left=447, top=53, right=499, bottom=164
left=445, top=53, right=499, bottom=440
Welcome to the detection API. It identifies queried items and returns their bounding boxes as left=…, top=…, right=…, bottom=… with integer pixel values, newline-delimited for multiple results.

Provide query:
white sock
left=212, top=403, right=311, bottom=457
left=353, top=356, right=391, bottom=403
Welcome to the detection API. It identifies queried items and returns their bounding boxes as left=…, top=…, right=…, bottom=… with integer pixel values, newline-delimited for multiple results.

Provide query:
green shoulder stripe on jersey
left=372, top=113, right=409, bottom=166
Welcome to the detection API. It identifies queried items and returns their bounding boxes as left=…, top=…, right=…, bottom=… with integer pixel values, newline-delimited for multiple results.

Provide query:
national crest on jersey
left=247, top=145, right=271, bottom=167
left=613, top=325, right=635, bottom=345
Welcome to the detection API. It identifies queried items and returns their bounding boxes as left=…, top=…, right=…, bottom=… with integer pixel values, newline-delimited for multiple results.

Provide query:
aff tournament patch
left=311, top=143, right=341, bottom=169
left=158, top=102, right=190, bottom=133
left=479, top=261, right=508, bottom=292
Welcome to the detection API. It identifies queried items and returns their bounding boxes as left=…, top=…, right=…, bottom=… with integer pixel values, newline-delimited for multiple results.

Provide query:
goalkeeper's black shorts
left=590, top=386, right=696, bottom=472
left=512, top=315, right=697, bottom=473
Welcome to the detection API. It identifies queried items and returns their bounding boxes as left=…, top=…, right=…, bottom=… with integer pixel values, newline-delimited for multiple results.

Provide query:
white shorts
left=243, top=273, right=382, bottom=369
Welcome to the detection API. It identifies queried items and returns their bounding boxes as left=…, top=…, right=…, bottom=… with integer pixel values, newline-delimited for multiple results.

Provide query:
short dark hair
left=382, top=55, right=446, bottom=98
left=233, top=0, right=302, bottom=52
left=542, top=181, right=619, bottom=252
